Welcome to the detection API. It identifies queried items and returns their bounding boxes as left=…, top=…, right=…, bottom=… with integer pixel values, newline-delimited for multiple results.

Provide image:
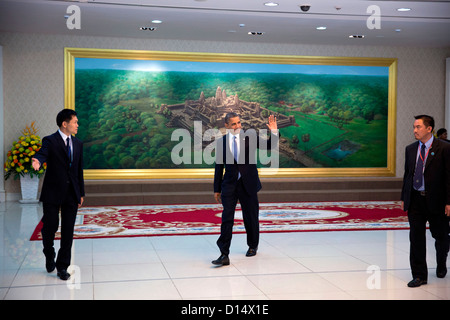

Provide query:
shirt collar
left=227, top=131, right=240, bottom=140
left=419, top=135, right=433, bottom=150
left=58, top=129, right=71, bottom=142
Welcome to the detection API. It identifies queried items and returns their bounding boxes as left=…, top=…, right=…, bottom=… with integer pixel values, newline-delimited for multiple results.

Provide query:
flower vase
left=19, top=175, right=39, bottom=204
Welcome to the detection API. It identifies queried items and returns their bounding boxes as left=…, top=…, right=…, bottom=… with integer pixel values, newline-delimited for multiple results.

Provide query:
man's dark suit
left=401, top=137, right=450, bottom=281
left=34, top=131, right=85, bottom=271
left=214, top=130, right=276, bottom=255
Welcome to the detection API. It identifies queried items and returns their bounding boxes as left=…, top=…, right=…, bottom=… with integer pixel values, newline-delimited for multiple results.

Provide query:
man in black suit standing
left=401, top=115, right=450, bottom=287
left=32, top=109, right=85, bottom=280
left=212, top=112, right=278, bottom=266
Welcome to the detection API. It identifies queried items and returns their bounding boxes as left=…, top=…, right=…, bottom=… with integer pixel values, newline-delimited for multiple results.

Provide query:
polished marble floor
left=1, top=201, right=449, bottom=300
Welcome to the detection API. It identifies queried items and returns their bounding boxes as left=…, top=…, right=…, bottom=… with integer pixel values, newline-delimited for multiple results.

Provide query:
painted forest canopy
left=75, top=65, right=389, bottom=170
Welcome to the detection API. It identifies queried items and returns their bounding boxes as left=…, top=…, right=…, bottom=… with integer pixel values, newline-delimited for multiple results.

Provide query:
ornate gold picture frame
left=64, top=48, right=397, bottom=179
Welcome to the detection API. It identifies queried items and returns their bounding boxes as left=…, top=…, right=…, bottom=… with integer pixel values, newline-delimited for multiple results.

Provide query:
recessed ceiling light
left=151, top=20, right=162, bottom=24
left=264, top=2, right=279, bottom=7
left=349, top=35, right=365, bottom=39
left=248, top=31, right=265, bottom=35
left=316, top=26, right=327, bottom=30
left=397, top=8, right=411, bottom=12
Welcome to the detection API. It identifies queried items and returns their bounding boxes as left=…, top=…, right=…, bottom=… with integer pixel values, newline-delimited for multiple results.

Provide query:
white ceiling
left=0, top=0, right=449, bottom=47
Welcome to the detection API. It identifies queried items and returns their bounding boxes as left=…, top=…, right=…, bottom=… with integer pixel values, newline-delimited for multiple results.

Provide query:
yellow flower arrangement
left=4, top=122, right=47, bottom=180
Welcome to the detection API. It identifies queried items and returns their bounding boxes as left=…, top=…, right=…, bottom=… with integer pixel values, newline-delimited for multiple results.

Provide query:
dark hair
left=56, top=109, right=77, bottom=127
left=224, top=112, right=239, bottom=124
left=437, top=128, right=447, bottom=136
left=414, top=114, right=435, bottom=130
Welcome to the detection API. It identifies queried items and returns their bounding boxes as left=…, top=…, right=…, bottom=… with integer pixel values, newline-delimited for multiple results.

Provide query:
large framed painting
left=64, top=48, right=397, bottom=179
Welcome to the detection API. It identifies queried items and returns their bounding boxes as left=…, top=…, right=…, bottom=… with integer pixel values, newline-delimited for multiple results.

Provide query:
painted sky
left=75, top=58, right=389, bottom=76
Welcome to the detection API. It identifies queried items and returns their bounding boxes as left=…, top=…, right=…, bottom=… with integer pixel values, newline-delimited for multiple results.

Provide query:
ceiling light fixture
left=397, top=8, right=411, bottom=12
left=248, top=31, right=265, bottom=35
left=316, top=26, right=327, bottom=30
left=151, top=20, right=162, bottom=24
left=264, top=2, right=279, bottom=6
left=349, top=35, right=365, bottom=39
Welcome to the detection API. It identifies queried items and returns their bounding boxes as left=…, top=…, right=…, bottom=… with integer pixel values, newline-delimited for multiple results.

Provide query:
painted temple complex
left=158, top=86, right=297, bottom=133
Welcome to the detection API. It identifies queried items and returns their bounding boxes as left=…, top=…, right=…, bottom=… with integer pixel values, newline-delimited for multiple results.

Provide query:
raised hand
left=266, top=114, right=278, bottom=132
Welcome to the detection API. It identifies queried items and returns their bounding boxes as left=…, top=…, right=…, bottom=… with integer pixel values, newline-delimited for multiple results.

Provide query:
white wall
left=0, top=32, right=449, bottom=198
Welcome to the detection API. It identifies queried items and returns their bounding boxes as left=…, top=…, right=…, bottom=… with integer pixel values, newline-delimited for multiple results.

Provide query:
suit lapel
left=71, top=137, right=79, bottom=164
left=53, top=131, right=67, bottom=157
left=240, top=134, right=249, bottom=164
left=424, top=139, right=438, bottom=170
left=223, top=135, right=233, bottom=164
left=222, top=133, right=248, bottom=165
left=54, top=131, right=74, bottom=164
left=224, top=134, right=239, bottom=164
left=409, top=142, right=419, bottom=170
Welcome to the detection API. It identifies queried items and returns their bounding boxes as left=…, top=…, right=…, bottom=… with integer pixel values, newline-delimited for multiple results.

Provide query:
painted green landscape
left=75, top=67, right=389, bottom=170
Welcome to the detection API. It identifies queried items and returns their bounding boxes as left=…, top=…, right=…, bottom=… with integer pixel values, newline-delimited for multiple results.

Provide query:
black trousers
left=41, top=183, right=79, bottom=271
left=217, top=179, right=259, bottom=256
left=408, top=190, right=449, bottom=280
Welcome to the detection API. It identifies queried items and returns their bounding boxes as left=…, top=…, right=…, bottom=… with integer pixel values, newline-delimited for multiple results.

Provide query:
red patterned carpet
left=30, top=201, right=409, bottom=240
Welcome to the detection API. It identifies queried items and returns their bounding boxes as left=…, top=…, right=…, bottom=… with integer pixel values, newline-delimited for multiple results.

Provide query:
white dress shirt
left=58, top=129, right=73, bottom=162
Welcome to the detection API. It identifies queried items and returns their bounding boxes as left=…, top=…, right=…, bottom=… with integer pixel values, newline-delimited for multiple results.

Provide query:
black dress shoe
left=45, top=257, right=56, bottom=273
left=212, top=254, right=230, bottom=266
left=436, top=265, right=447, bottom=278
left=57, top=269, right=71, bottom=281
left=246, top=248, right=257, bottom=257
left=407, top=278, right=427, bottom=288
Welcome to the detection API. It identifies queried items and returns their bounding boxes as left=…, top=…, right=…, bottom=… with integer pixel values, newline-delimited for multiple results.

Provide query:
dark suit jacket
left=401, top=138, right=450, bottom=213
left=214, top=130, right=277, bottom=196
left=34, top=131, right=85, bottom=205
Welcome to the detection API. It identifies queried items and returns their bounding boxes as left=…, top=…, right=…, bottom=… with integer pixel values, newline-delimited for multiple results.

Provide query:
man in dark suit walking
left=401, top=114, right=450, bottom=287
left=32, top=109, right=85, bottom=280
left=212, top=112, right=278, bottom=266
